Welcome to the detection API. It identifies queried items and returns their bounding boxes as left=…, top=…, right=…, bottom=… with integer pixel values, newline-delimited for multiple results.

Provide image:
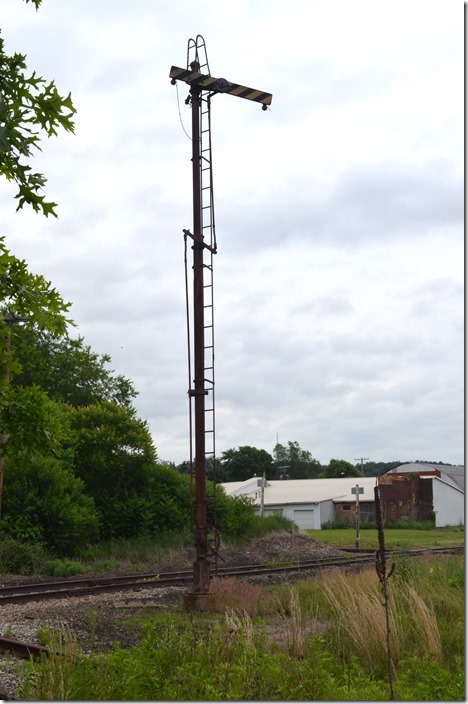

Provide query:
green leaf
left=0, top=12, right=76, bottom=216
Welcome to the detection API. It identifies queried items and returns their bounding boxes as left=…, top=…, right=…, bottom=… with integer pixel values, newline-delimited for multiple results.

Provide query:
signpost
left=351, top=485, right=364, bottom=548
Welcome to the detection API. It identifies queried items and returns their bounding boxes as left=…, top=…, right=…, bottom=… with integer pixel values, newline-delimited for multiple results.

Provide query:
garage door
left=293, top=509, right=316, bottom=530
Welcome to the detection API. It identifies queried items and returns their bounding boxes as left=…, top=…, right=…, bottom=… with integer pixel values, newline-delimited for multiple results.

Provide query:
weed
left=224, top=608, right=256, bottom=651
left=276, top=587, right=306, bottom=657
left=35, top=624, right=50, bottom=647
left=321, top=518, right=349, bottom=529
left=44, top=558, right=85, bottom=578
left=264, top=556, right=295, bottom=568
left=21, top=623, right=82, bottom=701
left=18, top=555, right=464, bottom=701
left=208, top=576, right=264, bottom=614
left=0, top=535, right=46, bottom=574
left=386, top=517, right=435, bottom=530
left=395, top=653, right=464, bottom=700
left=406, top=586, right=441, bottom=658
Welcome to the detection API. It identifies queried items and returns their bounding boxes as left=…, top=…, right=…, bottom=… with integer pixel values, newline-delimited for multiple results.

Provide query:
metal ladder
left=187, top=36, right=217, bottom=484
left=200, top=92, right=216, bottom=481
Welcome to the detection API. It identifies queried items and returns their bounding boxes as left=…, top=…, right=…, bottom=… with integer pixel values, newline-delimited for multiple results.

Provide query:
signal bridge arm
left=169, top=66, right=272, bottom=107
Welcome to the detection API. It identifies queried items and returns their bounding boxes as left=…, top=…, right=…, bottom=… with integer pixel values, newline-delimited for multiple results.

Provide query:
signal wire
left=176, top=82, right=192, bottom=141
left=183, top=232, right=194, bottom=532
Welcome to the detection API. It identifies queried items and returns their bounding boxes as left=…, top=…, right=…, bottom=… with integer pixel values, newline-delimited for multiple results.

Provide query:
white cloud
left=0, top=0, right=463, bottom=466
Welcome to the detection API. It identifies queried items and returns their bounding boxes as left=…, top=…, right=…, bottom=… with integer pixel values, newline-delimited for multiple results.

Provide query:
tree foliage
left=2, top=385, right=98, bottom=553
left=323, top=458, right=360, bottom=478
left=12, top=327, right=137, bottom=407
left=0, top=237, right=72, bottom=397
left=360, top=461, right=403, bottom=477
left=69, top=401, right=159, bottom=539
left=0, top=1, right=76, bottom=217
left=272, top=441, right=322, bottom=479
left=219, top=445, right=273, bottom=482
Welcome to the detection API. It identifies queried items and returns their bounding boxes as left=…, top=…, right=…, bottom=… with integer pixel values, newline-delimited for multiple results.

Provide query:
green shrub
left=321, top=518, right=349, bottom=529
left=44, top=558, right=85, bottom=577
left=0, top=535, right=46, bottom=575
left=2, top=455, right=99, bottom=555
left=22, top=614, right=462, bottom=701
left=214, top=486, right=297, bottom=543
left=251, top=513, right=297, bottom=537
left=395, top=653, right=464, bottom=700
left=386, top=517, right=435, bottom=530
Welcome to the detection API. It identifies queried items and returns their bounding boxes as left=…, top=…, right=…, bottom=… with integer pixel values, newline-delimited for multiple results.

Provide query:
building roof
left=220, top=476, right=378, bottom=505
left=385, top=463, right=464, bottom=492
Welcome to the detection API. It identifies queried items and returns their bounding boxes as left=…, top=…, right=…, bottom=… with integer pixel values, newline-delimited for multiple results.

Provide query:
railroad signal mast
left=170, top=36, right=272, bottom=610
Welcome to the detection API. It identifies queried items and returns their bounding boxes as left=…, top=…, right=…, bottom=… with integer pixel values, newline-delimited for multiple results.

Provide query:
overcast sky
left=1, top=0, right=464, bottom=466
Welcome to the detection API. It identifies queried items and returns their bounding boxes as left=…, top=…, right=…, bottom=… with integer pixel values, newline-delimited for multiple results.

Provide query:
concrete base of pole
left=183, top=592, right=216, bottom=613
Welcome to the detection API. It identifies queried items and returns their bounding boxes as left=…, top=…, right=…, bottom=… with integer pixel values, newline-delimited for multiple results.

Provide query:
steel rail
left=3, top=544, right=461, bottom=596
left=0, top=546, right=463, bottom=606
left=0, top=634, right=50, bottom=659
left=0, top=553, right=371, bottom=602
left=0, top=555, right=350, bottom=598
left=0, top=557, right=366, bottom=604
left=0, top=545, right=461, bottom=663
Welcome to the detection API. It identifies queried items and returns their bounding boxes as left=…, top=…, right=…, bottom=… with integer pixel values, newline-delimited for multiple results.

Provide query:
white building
left=220, top=476, right=378, bottom=530
left=220, top=463, right=465, bottom=529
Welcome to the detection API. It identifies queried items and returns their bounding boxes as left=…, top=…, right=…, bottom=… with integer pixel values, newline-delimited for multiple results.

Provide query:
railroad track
left=0, top=545, right=462, bottom=660
left=0, top=555, right=370, bottom=605
left=0, top=545, right=463, bottom=606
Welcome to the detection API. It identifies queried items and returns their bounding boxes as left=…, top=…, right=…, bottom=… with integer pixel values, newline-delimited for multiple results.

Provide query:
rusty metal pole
left=171, top=47, right=273, bottom=610
left=189, top=76, right=210, bottom=596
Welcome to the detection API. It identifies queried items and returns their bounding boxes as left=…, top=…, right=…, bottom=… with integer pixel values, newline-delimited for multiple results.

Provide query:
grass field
left=306, top=527, right=465, bottom=549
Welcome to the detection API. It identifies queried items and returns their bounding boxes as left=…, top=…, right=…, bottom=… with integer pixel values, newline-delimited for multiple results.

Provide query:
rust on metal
left=0, top=635, right=50, bottom=659
left=183, top=591, right=216, bottom=613
left=170, top=36, right=272, bottom=607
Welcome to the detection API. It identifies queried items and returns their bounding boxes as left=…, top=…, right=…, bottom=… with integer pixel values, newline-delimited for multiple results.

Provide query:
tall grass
left=76, top=530, right=194, bottom=571
left=223, top=513, right=297, bottom=544
left=19, top=555, right=464, bottom=701
left=320, top=569, right=442, bottom=672
left=57, top=519, right=297, bottom=575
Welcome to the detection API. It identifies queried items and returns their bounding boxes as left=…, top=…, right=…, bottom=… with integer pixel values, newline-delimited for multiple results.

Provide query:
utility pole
left=170, top=37, right=272, bottom=611
left=355, top=457, right=369, bottom=477
left=259, top=473, right=265, bottom=517
left=351, top=484, right=364, bottom=548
